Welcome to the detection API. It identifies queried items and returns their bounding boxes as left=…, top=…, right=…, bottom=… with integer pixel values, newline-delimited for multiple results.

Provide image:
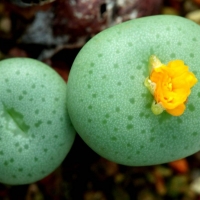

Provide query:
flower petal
left=144, top=55, right=198, bottom=116
left=166, top=103, right=186, bottom=116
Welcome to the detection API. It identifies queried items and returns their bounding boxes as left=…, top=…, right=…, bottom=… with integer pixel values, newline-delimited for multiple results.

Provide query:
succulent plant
left=0, top=58, right=75, bottom=185
left=67, top=15, right=200, bottom=166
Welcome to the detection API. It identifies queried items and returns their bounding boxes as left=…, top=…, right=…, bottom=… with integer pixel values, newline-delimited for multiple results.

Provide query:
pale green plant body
left=67, top=15, right=200, bottom=166
left=0, top=58, right=75, bottom=185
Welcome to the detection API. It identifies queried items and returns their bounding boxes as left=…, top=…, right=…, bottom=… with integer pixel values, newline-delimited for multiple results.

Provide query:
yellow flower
left=144, top=55, right=198, bottom=116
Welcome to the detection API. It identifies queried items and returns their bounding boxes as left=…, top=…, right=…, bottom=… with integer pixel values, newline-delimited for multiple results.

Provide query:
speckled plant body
left=67, top=15, right=200, bottom=166
left=0, top=58, right=76, bottom=185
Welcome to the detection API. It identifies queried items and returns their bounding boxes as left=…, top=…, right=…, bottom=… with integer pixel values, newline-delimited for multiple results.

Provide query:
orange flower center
left=144, top=56, right=198, bottom=116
